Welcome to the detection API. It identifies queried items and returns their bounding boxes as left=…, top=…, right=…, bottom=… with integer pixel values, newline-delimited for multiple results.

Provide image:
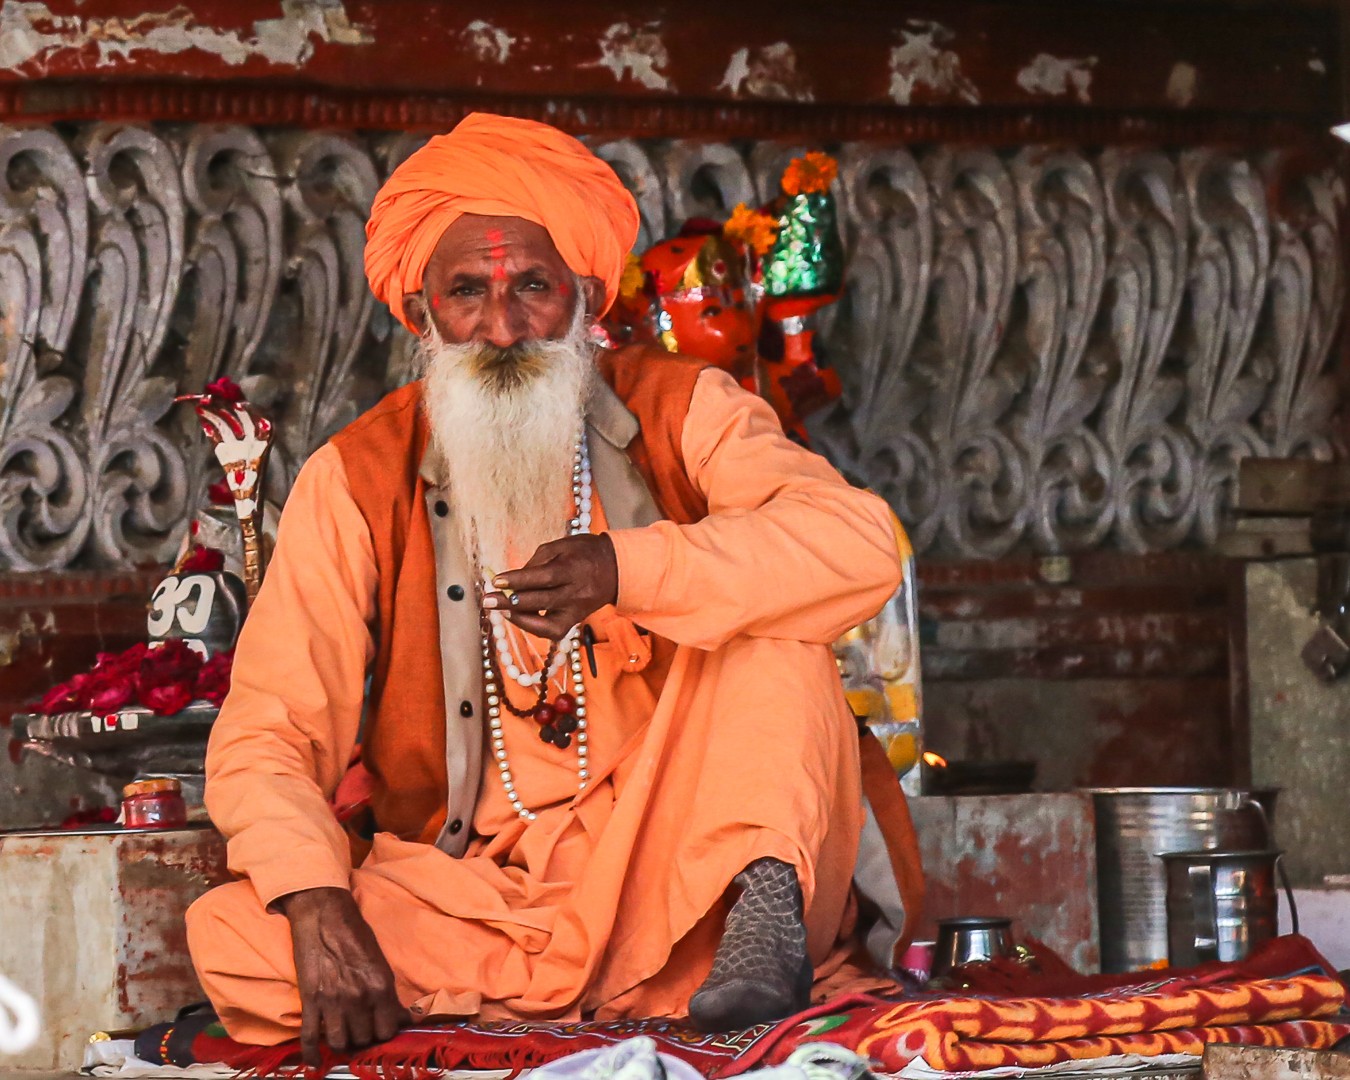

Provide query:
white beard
left=419, top=303, right=594, bottom=576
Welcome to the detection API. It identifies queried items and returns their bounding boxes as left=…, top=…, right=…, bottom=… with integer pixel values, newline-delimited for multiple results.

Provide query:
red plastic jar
left=122, top=777, right=187, bottom=829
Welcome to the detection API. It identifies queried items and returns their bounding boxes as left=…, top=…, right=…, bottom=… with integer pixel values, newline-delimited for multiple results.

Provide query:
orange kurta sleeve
left=607, top=367, right=903, bottom=650
left=204, top=442, right=377, bottom=908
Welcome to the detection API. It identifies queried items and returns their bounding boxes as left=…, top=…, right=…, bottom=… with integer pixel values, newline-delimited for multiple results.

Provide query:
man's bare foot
left=688, top=857, right=812, bottom=1031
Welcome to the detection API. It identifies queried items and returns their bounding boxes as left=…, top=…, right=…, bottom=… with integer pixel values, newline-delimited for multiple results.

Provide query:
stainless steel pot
left=1087, top=787, right=1278, bottom=973
left=1161, top=849, right=1298, bottom=966
left=931, top=916, right=1014, bottom=976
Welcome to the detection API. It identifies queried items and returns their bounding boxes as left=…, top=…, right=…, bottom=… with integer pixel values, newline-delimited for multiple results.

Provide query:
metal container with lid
left=1086, top=787, right=1277, bottom=973
left=121, top=776, right=187, bottom=829
left=931, top=916, right=1014, bottom=977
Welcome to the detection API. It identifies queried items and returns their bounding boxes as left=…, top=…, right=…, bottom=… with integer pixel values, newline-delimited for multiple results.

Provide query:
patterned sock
left=688, top=857, right=812, bottom=1031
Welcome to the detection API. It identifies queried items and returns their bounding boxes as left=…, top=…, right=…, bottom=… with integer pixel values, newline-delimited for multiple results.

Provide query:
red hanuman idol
left=604, top=152, right=844, bottom=443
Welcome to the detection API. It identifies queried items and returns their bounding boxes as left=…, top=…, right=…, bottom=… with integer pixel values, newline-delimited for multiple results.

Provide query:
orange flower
left=619, top=252, right=646, bottom=301
left=781, top=151, right=838, bottom=196
left=723, top=203, right=780, bottom=256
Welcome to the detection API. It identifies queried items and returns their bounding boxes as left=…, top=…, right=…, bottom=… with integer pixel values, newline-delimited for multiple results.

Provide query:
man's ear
left=580, top=276, right=606, bottom=319
left=402, top=292, right=430, bottom=336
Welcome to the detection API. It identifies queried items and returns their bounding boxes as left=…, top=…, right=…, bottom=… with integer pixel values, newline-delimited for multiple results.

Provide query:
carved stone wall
left=0, top=123, right=1342, bottom=568
left=812, top=147, right=1346, bottom=557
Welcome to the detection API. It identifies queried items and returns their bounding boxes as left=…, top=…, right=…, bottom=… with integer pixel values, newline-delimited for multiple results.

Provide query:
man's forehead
left=435, top=214, right=557, bottom=255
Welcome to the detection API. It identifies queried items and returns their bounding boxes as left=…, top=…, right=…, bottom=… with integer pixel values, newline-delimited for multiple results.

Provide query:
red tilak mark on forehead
left=485, top=228, right=505, bottom=245
left=491, top=264, right=507, bottom=282
left=431, top=295, right=441, bottom=310
left=488, top=246, right=507, bottom=261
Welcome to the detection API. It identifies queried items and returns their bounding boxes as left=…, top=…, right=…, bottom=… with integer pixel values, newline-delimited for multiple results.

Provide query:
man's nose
left=479, top=293, right=525, bottom=348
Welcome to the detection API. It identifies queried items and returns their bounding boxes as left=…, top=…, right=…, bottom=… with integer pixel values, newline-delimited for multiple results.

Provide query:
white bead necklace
left=479, top=430, right=591, bottom=822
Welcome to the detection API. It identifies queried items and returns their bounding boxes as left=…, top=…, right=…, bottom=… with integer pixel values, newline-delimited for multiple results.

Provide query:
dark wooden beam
left=0, top=0, right=1336, bottom=138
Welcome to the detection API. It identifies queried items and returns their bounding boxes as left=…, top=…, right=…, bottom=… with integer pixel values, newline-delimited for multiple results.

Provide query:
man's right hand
left=275, top=886, right=406, bottom=1067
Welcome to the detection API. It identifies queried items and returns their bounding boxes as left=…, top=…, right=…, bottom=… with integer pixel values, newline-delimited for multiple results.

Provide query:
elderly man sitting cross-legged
left=186, top=112, right=923, bottom=1067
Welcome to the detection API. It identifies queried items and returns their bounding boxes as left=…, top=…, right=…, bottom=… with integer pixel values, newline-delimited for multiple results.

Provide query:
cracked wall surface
left=0, top=0, right=371, bottom=72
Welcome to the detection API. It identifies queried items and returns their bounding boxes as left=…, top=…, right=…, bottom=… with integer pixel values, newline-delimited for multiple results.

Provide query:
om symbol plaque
left=146, top=571, right=247, bottom=658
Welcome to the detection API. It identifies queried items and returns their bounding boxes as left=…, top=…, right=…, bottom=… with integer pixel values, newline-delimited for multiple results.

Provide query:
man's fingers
left=299, top=997, right=322, bottom=1067
left=493, top=564, right=570, bottom=594
left=373, top=997, right=403, bottom=1043
left=345, top=997, right=375, bottom=1049
left=321, top=996, right=349, bottom=1055
left=482, top=587, right=565, bottom=613
left=494, top=588, right=574, bottom=615
left=521, top=538, right=572, bottom=567
left=497, top=535, right=599, bottom=589
left=504, top=610, right=575, bottom=641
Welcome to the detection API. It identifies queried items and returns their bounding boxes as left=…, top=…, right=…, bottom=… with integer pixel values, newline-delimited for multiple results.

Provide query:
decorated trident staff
left=175, top=379, right=275, bottom=606
left=755, top=152, right=846, bottom=441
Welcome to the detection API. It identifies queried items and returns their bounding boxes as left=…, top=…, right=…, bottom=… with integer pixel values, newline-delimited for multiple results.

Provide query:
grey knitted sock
left=688, top=857, right=812, bottom=1031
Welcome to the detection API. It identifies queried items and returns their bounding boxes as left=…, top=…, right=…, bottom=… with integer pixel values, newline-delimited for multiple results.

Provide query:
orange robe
left=187, top=368, right=905, bottom=1044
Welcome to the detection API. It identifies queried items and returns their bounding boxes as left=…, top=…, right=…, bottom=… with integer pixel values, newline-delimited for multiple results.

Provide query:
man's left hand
left=484, top=533, right=618, bottom=640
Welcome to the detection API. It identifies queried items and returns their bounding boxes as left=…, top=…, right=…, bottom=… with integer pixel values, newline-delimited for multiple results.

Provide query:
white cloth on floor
left=896, top=1052, right=1200, bottom=1079
left=531, top=1037, right=874, bottom=1080
left=84, top=1037, right=237, bottom=1078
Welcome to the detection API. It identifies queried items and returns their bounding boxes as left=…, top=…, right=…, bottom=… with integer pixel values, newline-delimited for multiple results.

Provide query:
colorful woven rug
left=731, top=975, right=1350, bottom=1074
left=133, top=936, right=1350, bottom=1078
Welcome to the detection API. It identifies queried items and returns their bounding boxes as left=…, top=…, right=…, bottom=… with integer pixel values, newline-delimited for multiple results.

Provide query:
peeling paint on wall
left=460, top=19, right=514, bottom=65
left=717, top=42, right=813, bottom=102
left=585, top=21, right=672, bottom=92
left=1016, top=52, right=1096, bottom=104
left=888, top=20, right=978, bottom=106
left=1166, top=61, right=1198, bottom=107
left=0, top=0, right=372, bottom=72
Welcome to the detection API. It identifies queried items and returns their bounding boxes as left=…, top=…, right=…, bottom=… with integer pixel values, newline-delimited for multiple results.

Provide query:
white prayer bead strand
left=572, top=658, right=589, bottom=790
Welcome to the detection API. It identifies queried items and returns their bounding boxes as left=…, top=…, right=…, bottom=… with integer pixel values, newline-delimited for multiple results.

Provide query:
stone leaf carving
left=1098, top=149, right=1194, bottom=553
left=921, top=148, right=1023, bottom=557
left=813, top=144, right=937, bottom=546
left=1260, top=163, right=1345, bottom=461
left=0, top=127, right=89, bottom=569
left=1181, top=151, right=1273, bottom=546
left=1010, top=148, right=1111, bottom=553
left=262, top=130, right=379, bottom=492
left=77, top=124, right=191, bottom=566
left=176, top=124, right=285, bottom=509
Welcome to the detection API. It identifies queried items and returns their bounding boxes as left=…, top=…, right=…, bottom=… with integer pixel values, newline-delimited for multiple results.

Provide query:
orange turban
left=364, top=113, right=641, bottom=332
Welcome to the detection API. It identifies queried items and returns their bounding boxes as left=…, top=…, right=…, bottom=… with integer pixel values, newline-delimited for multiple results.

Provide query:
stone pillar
left=1246, top=560, right=1350, bottom=886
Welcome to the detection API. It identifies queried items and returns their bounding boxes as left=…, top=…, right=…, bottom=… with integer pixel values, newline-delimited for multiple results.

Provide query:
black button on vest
left=447, top=584, right=465, bottom=601
left=460, top=700, right=474, bottom=717
left=448, top=818, right=463, bottom=835
left=434, top=500, right=449, bottom=517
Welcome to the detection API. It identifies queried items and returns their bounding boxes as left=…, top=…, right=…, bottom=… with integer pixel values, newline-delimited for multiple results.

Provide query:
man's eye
left=450, top=285, right=482, bottom=298
left=520, top=279, right=548, bottom=292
